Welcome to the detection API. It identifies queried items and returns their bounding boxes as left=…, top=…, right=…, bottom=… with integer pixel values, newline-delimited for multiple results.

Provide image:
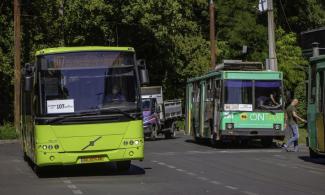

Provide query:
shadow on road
left=298, top=156, right=325, bottom=165
left=185, top=138, right=282, bottom=150
left=28, top=162, right=146, bottom=178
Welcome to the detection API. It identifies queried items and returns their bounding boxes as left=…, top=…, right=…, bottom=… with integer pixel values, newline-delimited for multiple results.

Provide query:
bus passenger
left=282, top=99, right=307, bottom=152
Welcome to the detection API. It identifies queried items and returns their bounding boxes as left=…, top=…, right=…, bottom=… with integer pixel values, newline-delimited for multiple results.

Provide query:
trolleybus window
left=224, top=80, right=253, bottom=104
left=254, top=80, right=282, bottom=110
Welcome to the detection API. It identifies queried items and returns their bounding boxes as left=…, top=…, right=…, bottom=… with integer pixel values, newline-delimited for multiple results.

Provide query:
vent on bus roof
left=215, top=60, right=264, bottom=71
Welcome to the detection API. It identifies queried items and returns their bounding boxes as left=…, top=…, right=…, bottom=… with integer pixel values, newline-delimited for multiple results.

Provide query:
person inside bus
left=104, top=85, right=126, bottom=102
left=256, top=91, right=279, bottom=108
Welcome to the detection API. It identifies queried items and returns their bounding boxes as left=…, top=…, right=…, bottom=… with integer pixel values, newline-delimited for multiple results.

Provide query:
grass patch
left=0, top=122, right=17, bottom=140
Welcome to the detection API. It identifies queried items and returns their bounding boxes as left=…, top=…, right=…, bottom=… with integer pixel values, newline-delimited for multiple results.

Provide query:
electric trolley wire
left=279, top=0, right=293, bottom=32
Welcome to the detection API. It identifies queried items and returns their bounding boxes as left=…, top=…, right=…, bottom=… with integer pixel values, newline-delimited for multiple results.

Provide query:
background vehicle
left=20, top=46, right=147, bottom=174
left=141, top=86, right=182, bottom=140
left=307, top=54, right=325, bottom=158
left=185, top=60, right=285, bottom=147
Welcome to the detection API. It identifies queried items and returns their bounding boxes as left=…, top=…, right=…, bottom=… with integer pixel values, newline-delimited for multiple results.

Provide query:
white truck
left=141, top=86, right=183, bottom=140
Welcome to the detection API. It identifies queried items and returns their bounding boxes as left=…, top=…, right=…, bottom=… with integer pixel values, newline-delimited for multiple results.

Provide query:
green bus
left=185, top=61, right=285, bottom=146
left=307, top=55, right=325, bottom=157
left=20, top=46, right=145, bottom=173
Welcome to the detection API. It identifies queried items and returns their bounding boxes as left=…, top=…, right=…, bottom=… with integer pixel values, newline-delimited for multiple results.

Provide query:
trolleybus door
left=318, top=70, right=325, bottom=152
left=213, top=79, right=222, bottom=140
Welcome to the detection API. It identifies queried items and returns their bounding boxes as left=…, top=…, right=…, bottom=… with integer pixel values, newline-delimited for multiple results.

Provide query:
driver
left=256, top=91, right=279, bottom=108
left=105, top=85, right=126, bottom=102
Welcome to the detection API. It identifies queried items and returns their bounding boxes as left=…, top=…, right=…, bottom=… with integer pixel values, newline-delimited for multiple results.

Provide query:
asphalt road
left=1, top=134, right=325, bottom=195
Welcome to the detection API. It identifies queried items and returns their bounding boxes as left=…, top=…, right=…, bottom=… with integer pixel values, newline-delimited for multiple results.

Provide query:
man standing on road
left=283, top=99, right=307, bottom=152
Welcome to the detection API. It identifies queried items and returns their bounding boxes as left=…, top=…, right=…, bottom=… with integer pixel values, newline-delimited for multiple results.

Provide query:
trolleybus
left=307, top=54, right=325, bottom=157
left=185, top=60, right=285, bottom=146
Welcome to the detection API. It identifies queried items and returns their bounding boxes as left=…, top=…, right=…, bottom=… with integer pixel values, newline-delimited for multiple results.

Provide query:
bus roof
left=187, top=70, right=283, bottom=83
left=310, top=54, right=325, bottom=63
left=35, top=46, right=135, bottom=56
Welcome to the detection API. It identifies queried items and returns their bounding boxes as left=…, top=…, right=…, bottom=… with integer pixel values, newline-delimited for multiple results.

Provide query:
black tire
left=116, top=160, right=131, bottom=172
left=309, top=148, right=319, bottom=158
left=165, top=122, right=177, bottom=139
left=33, top=165, right=46, bottom=177
left=23, top=152, right=28, bottom=162
left=150, top=126, right=158, bottom=141
left=261, top=137, right=273, bottom=147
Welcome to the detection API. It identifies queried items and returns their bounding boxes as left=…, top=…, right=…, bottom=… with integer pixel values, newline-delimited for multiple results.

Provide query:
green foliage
left=0, top=0, right=322, bottom=123
left=294, top=81, right=307, bottom=119
left=0, top=122, right=17, bottom=140
left=276, top=28, right=308, bottom=91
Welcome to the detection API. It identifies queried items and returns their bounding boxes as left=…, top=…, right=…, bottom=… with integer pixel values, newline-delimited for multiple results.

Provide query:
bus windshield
left=224, top=79, right=282, bottom=111
left=255, top=80, right=282, bottom=110
left=142, top=99, right=151, bottom=111
left=38, top=51, right=139, bottom=115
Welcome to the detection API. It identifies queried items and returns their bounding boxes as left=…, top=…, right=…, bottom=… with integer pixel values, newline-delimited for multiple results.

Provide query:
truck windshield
left=255, top=80, right=282, bottom=110
left=142, top=99, right=151, bottom=111
left=38, top=51, right=139, bottom=115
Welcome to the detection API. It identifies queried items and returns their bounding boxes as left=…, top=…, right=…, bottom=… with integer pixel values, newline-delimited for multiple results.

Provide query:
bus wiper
left=47, top=111, right=99, bottom=124
left=98, top=107, right=136, bottom=120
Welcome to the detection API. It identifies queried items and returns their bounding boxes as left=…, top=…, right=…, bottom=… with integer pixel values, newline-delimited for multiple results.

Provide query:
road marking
left=186, top=172, right=196, bottom=176
left=197, top=176, right=208, bottom=181
left=243, top=191, right=259, bottom=195
left=166, top=165, right=176, bottom=169
left=225, top=185, right=238, bottom=190
left=158, top=162, right=166, bottom=166
left=67, top=185, right=77, bottom=189
left=72, top=190, right=83, bottom=194
left=151, top=160, right=159, bottom=163
left=176, top=168, right=185, bottom=172
left=308, top=170, right=323, bottom=175
left=210, top=180, right=221, bottom=185
left=61, top=178, right=83, bottom=195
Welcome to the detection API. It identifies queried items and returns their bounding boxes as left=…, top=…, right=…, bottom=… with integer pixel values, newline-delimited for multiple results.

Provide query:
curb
left=0, top=139, right=19, bottom=145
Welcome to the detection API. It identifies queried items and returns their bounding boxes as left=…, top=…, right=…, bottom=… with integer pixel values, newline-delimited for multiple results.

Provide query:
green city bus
left=307, top=55, right=325, bottom=157
left=20, top=46, right=145, bottom=173
left=185, top=61, right=285, bottom=146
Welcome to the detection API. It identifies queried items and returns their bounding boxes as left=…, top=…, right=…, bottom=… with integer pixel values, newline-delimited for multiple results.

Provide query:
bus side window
left=318, top=71, right=324, bottom=112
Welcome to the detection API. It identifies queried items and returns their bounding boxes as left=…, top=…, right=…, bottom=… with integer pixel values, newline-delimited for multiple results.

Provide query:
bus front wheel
left=116, top=160, right=131, bottom=172
left=309, top=148, right=320, bottom=158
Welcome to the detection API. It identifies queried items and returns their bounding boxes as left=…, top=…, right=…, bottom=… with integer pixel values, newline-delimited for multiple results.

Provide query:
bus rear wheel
left=116, top=160, right=131, bottom=172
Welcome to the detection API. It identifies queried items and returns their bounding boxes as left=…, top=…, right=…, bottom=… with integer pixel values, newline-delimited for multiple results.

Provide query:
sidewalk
left=0, top=139, right=19, bottom=145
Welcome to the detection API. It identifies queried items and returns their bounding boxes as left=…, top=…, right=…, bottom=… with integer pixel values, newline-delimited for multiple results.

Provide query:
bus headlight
left=274, top=124, right=281, bottom=130
left=226, top=123, right=234, bottom=130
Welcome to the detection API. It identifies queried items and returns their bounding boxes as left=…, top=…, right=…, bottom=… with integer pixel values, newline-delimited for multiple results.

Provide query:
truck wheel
left=165, top=122, right=177, bottom=139
left=116, top=160, right=131, bottom=172
left=150, top=126, right=158, bottom=141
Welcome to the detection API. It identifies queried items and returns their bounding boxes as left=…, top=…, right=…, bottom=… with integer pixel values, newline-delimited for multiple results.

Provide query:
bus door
left=213, top=79, right=222, bottom=140
left=186, top=84, right=193, bottom=135
left=317, top=70, right=325, bottom=152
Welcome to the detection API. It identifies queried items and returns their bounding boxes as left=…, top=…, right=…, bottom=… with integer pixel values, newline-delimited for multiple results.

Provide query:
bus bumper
left=35, top=146, right=144, bottom=167
left=221, top=129, right=285, bottom=140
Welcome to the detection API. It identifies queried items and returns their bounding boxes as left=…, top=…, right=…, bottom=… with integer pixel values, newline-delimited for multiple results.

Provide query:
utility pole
left=267, top=0, right=277, bottom=71
left=14, top=0, right=21, bottom=132
left=209, top=0, right=216, bottom=69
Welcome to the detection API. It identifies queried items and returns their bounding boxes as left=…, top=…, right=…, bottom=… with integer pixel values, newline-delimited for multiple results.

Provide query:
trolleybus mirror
left=140, top=69, right=149, bottom=85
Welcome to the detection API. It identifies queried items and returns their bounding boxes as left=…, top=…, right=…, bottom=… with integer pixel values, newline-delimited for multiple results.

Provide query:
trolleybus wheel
left=116, top=160, right=131, bottom=172
left=261, top=137, right=273, bottom=147
left=309, top=148, right=319, bottom=158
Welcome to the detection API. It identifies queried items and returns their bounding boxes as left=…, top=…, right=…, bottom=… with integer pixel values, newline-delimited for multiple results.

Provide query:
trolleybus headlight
left=134, top=140, right=139, bottom=145
left=48, top=145, right=53, bottom=150
left=123, top=140, right=128, bottom=145
left=42, top=145, right=47, bottom=150
left=54, top=144, right=60, bottom=150
left=274, top=124, right=281, bottom=130
left=129, top=140, right=134, bottom=145
left=226, top=123, right=234, bottom=130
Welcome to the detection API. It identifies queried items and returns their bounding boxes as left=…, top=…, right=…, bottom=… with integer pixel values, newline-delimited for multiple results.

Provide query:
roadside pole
left=209, top=0, right=216, bottom=69
left=14, top=0, right=21, bottom=133
left=267, top=0, right=277, bottom=71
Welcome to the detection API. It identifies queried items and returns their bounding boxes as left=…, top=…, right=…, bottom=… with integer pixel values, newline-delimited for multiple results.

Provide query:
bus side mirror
left=140, top=69, right=149, bottom=85
left=24, top=76, right=33, bottom=92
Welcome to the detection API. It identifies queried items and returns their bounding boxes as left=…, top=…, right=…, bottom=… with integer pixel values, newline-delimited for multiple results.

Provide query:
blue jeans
left=286, top=124, right=299, bottom=150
